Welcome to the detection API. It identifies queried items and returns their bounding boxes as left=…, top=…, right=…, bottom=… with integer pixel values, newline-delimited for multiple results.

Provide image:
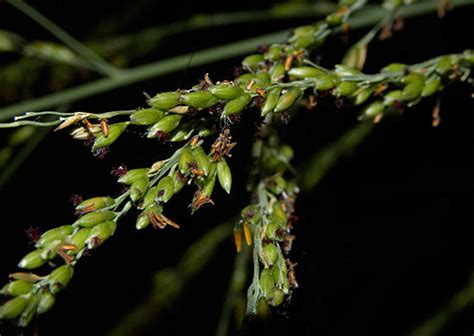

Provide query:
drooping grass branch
left=1, top=0, right=470, bottom=121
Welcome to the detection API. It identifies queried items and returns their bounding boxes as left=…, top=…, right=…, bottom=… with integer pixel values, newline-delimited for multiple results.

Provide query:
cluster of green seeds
left=0, top=196, right=119, bottom=325
left=255, top=176, right=299, bottom=311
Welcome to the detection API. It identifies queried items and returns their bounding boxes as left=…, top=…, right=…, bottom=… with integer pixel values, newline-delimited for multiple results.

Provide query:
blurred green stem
left=216, top=246, right=251, bottom=336
left=408, top=272, right=474, bottom=336
left=299, top=122, right=374, bottom=191
left=8, top=0, right=120, bottom=77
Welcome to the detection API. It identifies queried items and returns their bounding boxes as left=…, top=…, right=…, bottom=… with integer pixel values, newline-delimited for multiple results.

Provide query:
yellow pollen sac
left=233, top=227, right=242, bottom=253
left=243, top=222, right=253, bottom=246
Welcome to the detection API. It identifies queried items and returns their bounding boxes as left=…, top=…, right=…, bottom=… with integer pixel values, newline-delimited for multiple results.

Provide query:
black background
left=0, top=1, right=473, bottom=335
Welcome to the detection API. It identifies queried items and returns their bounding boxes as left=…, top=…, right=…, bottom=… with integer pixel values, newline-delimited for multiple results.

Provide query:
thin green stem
left=299, top=122, right=374, bottom=191
left=408, top=272, right=474, bottom=336
left=0, top=120, right=62, bottom=128
left=216, top=246, right=250, bottom=336
left=0, top=127, right=49, bottom=188
left=8, top=0, right=120, bottom=77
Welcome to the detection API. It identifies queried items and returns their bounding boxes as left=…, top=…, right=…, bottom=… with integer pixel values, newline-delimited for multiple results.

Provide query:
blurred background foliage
left=0, top=0, right=472, bottom=335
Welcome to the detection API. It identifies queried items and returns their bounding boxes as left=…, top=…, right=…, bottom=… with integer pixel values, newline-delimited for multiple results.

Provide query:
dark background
left=0, top=1, right=473, bottom=335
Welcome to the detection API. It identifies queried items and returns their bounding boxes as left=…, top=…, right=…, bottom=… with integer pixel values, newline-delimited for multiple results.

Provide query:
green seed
left=92, top=122, right=128, bottom=150
left=210, top=83, right=243, bottom=100
left=241, top=205, right=260, bottom=224
left=135, top=215, right=150, bottom=230
left=36, top=225, right=73, bottom=248
left=288, top=66, right=325, bottom=79
left=222, top=93, right=252, bottom=116
left=130, top=177, right=149, bottom=202
left=178, top=147, right=195, bottom=175
left=0, top=296, right=29, bottom=320
left=37, top=291, right=55, bottom=314
left=261, top=87, right=282, bottom=116
left=181, top=91, right=218, bottom=110
left=193, top=146, right=210, bottom=176
left=255, top=72, right=271, bottom=88
left=273, top=202, right=287, bottom=228
left=260, top=268, right=275, bottom=298
left=73, top=210, right=115, bottom=228
left=68, top=228, right=91, bottom=251
left=334, top=64, right=363, bottom=77
left=198, top=124, right=217, bottom=138
left=292, top=25, right=316, bottom=48
left=147, top=114, right=183, bottom=137
left=269, top=288, right=285, bottom=306
left=18, top=250, right=45, bottom=269
left=234, top=73, right=256, bottom=88
left=267, top=175, right=287, bottom=195
left=40, top=241, right=60, bottom=261
left=381, top=63, right=407, bottom=73
left=362, top=101, right=385, bottom=119
left=274, top=87, right=302, bottom=113
left=402, top=80, right=424, bottom=101
left=270, top=62, right=286, bottom=82
left=383, top=90, right=403, bottom=106
left=242, top=54, right=264, bottom=72
left=148, top=91, right=181, bottom=109
left=326, top=13, right=342, bottom=26
left=207, top=161, right=217, bottom=179
left=48, top=265, right=74, bottom=294
left=401, top=72, right=424, bottom=85
left=265, top=221, right=278, bottom=239
left=76, top=197, right=115, bottom=213
left=201, top=172, right=216, bottom=198
left=1, top=280, right=32, bottom=297
left=256, top=297, right=271, bottom=317
left=435, top=55, right=452, bottom=75
left=315, top=74, right=339, bottom=90
left=17, top=293, right=39, bottom=327
left=171, top=169, right=186, bottom=193
left=141, top=186, right=158, bottom=209
left=272, top=261, right=289, bottom=292
left=334, top=81, right=358, bottom=96
left=353, top=86, right=374, bottom=105
left=130, top=108, right=164, bottom=125
left=342, top=43, right=367, bottom=70
left=263, top=243, right=279, bottom=266
left=156, top=176, right=174, bottom=203
left=217, top=159, right=232, bottom=194
left=421, top=77, right=441, bottom=97
left=86, top=221, right=117, bottom=248
left=118, top=168, right=148, bottom=185
left=265, top=44, right=283, bottom=61
left=136, top=211, right=151, bottom=230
